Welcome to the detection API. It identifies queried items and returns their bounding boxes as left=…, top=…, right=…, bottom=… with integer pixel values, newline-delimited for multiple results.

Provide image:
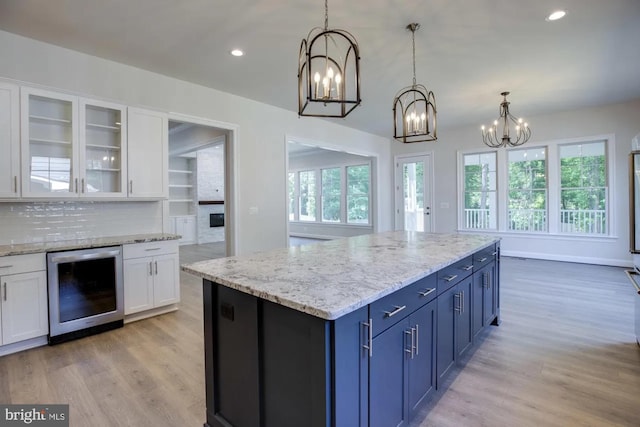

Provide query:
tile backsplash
left=0, top=201, right=163, bottom=245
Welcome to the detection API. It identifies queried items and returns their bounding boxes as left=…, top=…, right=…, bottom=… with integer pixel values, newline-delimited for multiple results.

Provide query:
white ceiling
left=1, top=0, right=639, bottom=138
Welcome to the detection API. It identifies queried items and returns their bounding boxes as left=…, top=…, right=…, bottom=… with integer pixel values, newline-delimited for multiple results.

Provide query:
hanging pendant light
left=481, top=92, right=531, bottom=148
left=393, top=23, right=437, bottom=143
left=298, top=0, right=361, bottom=118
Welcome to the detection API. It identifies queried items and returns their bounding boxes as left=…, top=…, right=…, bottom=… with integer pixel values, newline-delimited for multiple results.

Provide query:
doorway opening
left=395, top=154, right=434, bottom=232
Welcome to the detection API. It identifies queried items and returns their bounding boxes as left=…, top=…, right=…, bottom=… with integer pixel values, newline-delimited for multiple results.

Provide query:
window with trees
left=459, top=136, right=611, bottom=236
left=559, top=141, right=607, bottom=234
left=321, top=168, right=341, bottom=222
left=289, top=163, right=371, bottom=226
left=463, top=152, right=497, bottom=230
left=299, top=170, right=316, bottom=221
left=508, top=148, right=547, bottom=232
left=347, top=165, right=370, bottom=224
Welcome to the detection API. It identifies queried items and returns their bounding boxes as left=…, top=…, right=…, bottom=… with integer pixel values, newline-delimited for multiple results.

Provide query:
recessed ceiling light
left=546, top=10, right=567, bottom=21
left=230, top=49, right=244, bottom=57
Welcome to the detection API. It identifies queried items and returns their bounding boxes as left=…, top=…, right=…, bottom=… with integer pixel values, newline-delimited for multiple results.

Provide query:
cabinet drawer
left=370, top=274, right=436, bottom=337
left=0, top=253, right=46, bottom=275
left=473, top=244, right=498, bottom=269
left=436, top=256, right=473, bottom=295
left=123, top=240, right=178, bottom=259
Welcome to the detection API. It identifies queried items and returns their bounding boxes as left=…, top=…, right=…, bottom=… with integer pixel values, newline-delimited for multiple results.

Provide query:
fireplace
left=210, top=213, right=224, bottom=227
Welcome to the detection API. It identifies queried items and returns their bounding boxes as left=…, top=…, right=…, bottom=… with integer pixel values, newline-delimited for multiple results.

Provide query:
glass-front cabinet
left=20, top=87, right=127, bottom=198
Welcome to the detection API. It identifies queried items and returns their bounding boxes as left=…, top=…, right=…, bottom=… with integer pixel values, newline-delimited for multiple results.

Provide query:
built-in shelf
left=169, top=169, right=193, bottom=174
left=29, top=114, right=72, bottom=125
left=169, top=184, right=193, bottom=188
left=86, top=122, right=121, bottom=131
left=30, top=137, right=71, bottom=145
left=170, top=199, right=194, bottom=203
left=85, top=143, right=121, bottom=150
left=86, top=168, right=120, bottom=172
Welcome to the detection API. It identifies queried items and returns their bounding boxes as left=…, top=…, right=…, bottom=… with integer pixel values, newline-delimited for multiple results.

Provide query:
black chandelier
left=481, top=92, right=531, bottom=148
left=392, top=23, right=437, bottom=143
left=298, top=0, right=361, bottom=118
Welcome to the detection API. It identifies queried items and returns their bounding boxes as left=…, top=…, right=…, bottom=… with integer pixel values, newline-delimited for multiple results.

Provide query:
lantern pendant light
left=298, top=0, right=361, bottom=118
left=392, top=23, right=437, bottom=143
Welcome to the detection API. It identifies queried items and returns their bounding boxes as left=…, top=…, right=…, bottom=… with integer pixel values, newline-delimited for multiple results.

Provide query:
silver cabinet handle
left=415, top=324, right=419, bottom=356
left=149, top=261, right=153, bottom=276
left=0, top=265, right=13, bottom=269
left=418, top=288, right=435, bottom=297
left=130, top=180, right=133, bottom=193
left=145, top=248, right=162, bottom=252
left=81, top=178, right=85, bottom=193
left=454, top=292, right=462, bottom=313
left=478, top=257, right=488, bottom=263
left=461, top=290, right=465, bottom=313
left=462, top=265, right=473, bottom=271
left=3, top=283, right=6, bottom=301
left=13, top=176, right=17, bottom=193
left=444, top=274, right=458, bottom=282
left=492, top=251, right=498, bottom=256
left=384, top=305, right=406, bottom=318
left=155, top=261, right=158, bottom=275
left=405, top=329, right=414, bottom=358
left=362, top=319, right=373, bottom=357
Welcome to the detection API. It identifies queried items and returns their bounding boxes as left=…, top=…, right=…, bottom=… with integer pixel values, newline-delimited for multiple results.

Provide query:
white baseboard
left=502, top=249, right=632, bottom=268
left=124, top=304, right=179, bottom=324
left=0, top=335, right=48, bottom=357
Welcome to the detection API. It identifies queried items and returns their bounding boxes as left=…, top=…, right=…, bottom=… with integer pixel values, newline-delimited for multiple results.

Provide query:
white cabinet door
left=0, top=82, right=20, bottom=198
left=1, top=271, right=48, bottom=345
left=79, top=98, right=128, bottom=197
left=127, top=107, right=167, bottom=198
left=123, top=257, right=154, bottom=315
left=153, top=253, right=180, bottom=307
left=21, top=87, right=79, bottom=198
left=175, top=216, right=197, bottom=245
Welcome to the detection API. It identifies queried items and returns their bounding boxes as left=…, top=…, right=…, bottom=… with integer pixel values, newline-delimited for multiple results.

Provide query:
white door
left=1, top=271, right=48, bottom=345
left=396, top=155, right=432, bottom=232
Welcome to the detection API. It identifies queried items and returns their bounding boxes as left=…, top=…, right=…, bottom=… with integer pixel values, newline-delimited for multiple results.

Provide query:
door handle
left=3, top=283, right=6, bottom=301
left=149, top=261, right=153, bottom=276
left=13, top=176, right=17, bottom=193
left=155, top=261, right=158, bottom=275
left=415, top=324, right=419, bottom=356
left=81, top=178, right=85, bottom=193
left=418, top=288, right=435, bottom=297
left=362, top=319, right=373, bottom=358
left=384, top=305, right=406, bottom=318
left=444, top=274, right=458, bottom=282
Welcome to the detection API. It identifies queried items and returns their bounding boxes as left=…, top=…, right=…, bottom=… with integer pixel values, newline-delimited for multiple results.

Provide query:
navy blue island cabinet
left=202, top=242, right=500, bottom=427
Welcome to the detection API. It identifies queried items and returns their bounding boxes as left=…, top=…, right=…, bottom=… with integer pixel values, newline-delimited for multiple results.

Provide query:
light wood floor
left=0, top=251, right=638, bottom=427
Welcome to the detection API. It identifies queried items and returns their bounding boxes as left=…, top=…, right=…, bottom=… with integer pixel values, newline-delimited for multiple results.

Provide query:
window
left=321, top=168, right=341, bottom=222
left=559, top=141, right=607, bottom=234
left=508, top=148, right=547, bottom=232
left=288, top=163, right=371, bottom=226
left=288, top=172, right=295, bottom=221
left=299, top=170, right=316, bottom=221
left=463, top=152, right=497, bottom=230
left=459, top=136, right=612, bottom=237
left=347, top=165, right=370, bottom=224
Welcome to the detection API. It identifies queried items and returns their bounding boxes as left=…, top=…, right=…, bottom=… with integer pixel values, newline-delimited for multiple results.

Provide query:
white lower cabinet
left=123, top=240, right=179, bottom=315
left=171, top=215, right=197, bottom=245
left=0, top=254, right=48, bottom=346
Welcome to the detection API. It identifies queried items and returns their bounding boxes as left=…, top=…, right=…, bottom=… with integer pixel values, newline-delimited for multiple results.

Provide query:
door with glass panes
left=396, top=155, right=432, bottom=232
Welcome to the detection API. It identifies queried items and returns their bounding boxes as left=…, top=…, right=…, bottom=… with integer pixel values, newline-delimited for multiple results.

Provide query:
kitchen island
left=183, top=231, right=501, bottom=427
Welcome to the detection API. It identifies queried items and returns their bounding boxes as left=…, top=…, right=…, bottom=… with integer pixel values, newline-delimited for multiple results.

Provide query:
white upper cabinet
left=21, top=87, right=79, bottom=198
left=0, top=82, right=20, bottom=198
left=127, top=107, right=168, bottom=198
left=20, top=87, right=129, bottom=198
left=79, top=98, right=127, bottom=197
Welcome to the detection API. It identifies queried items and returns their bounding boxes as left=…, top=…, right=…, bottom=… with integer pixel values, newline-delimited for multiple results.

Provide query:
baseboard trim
left=124, top=304, right=179, bottom=324
left=501, top=250, right=632, bottom=268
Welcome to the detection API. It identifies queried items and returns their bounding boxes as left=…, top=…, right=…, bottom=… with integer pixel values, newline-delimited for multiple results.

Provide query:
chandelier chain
left=324, top=0, right=329, bottom=30
left=411, top=26, right=417, bottom=87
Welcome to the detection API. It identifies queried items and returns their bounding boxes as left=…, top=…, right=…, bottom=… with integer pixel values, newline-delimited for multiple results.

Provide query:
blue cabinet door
left=483, top=262, right=497, bottom=325
left=370, top=318, right=410, bottom=427
left=472, top=266, right=485, bottom=338
left=456, top=277, right=473, bottom=359
left=408, top=299, right=437, bottom=418
left=436, top=285, right=456, bottom=386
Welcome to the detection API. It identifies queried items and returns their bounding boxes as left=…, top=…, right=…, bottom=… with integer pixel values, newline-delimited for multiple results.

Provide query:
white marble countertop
left=0, top=233, right=180, bottom=257
left=182, top=231, right=499, bottom=320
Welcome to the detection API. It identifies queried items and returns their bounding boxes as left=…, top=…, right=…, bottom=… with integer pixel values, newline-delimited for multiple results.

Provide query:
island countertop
left=182, top=231, right=499, bottom=320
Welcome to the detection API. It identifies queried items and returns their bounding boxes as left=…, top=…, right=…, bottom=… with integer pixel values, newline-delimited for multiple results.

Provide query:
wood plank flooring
left=0, top=250, right=638, bottom=427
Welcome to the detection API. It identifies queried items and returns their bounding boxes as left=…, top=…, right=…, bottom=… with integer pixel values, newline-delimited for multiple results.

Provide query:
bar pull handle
left=362, top=319, right=373, bottom=358
left=13, top=176, right=17, bottom=193
left=130, top=180, right=133, bottom=194
left=461, top=290, right=465, bottom=313
left=3, top=283, right=6, bottom=301
left=444, top=274, right=458, bottom=282
left=415, top=324, right=419, bottom=356
left=454, top=292, right=461, bottom=313
left=149, top=261, right=153, bottom=276
left=492, top=251, right=498, bottom=256
left=81, top=178, right=85, bottom=193
left=74, top=178, right=78, bottom=193
left=145, top=248, right=162, bottom=252
left=418, top=288, right=435, bottom=298
left=384, top=305, right=406, bottom=318
left=478, top=257, right=488, bottom=263
left=0, top=265, right=13, bottom=269
left=405, top=329, right=414, bottom=358
left=155, top=261, right=158, bottom=275
left=462, top=265, right=473, bottom=271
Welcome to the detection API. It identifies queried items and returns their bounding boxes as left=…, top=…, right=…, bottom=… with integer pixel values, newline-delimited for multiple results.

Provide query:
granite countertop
left=0, top=233, right=180, bottom=257
left=182, top=231, right=499, bottom=320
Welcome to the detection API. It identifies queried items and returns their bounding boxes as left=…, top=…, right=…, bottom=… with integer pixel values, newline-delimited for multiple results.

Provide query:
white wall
left=392, top=99, right=640, bottom=267
left=0, top=30, right=393, bottom=255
